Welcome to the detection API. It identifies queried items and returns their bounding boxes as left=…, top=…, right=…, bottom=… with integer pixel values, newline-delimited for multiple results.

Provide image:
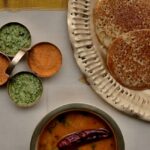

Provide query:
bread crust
left=107, top=29, right=150, bottom=90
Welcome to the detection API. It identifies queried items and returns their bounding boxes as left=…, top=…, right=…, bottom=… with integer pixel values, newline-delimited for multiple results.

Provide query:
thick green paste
left=0, top=23, right=31, bottom=57
left=8, top=72, right=43, bottom=106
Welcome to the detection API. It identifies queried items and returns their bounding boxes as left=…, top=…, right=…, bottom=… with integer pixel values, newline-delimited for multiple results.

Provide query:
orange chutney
left=0, top=53, right=9, bottom=86
left=27, top=42, right=62, bottom=78
left=38, top=111, right=116, bottom=150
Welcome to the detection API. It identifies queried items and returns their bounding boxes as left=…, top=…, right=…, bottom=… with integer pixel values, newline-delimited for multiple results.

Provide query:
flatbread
left=107, top=29, right=150, bottom=90
left=94, top=0, right=150, bottom=48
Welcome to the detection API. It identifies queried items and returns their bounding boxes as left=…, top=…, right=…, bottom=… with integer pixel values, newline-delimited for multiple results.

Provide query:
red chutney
left=38, top=111, right=116, bottom=150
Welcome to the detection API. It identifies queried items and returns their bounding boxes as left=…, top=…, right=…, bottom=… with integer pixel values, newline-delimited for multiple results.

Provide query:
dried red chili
left=57, top=128, right=112, bottom=150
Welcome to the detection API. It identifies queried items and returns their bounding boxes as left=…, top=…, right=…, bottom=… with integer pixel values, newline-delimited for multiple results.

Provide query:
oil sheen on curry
left=38, top=111, right=116, bottom=150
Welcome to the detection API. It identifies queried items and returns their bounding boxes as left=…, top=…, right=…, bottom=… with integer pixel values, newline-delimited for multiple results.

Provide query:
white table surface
left=0, top=11, right=150, bottom=150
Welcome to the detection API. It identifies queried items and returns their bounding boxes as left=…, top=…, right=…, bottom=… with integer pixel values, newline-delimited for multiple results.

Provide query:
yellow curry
left=38, top=111, right=116, bottom=150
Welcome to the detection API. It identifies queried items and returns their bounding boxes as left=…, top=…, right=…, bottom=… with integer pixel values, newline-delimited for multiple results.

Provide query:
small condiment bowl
left=0, top=22, right=32, bottom=57
left=30, top=103, right=125, bottom=150
left=0, top=52, right=10, bottom=86
left=27, top=42, right=62, bottom=78
left=7, top=71, right=43, bottom=107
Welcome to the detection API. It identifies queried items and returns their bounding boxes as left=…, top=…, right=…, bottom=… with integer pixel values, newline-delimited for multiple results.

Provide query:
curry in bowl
left=30, top=104, right=124, bottom=150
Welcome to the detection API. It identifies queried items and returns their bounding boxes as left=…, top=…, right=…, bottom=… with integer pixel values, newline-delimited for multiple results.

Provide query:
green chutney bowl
left=7, top=71, right=43, bottom=107
left=0, top=22, right=31, bottom=57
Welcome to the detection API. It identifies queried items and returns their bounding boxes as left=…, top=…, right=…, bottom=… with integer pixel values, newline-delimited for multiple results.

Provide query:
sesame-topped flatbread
left=107, top=29, right=150, bottom=90
left=94, top=0, right=150, bottom=48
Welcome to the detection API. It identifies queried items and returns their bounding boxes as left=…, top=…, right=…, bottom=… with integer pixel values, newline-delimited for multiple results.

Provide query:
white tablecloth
left=0, top=11, right=149, bottom=150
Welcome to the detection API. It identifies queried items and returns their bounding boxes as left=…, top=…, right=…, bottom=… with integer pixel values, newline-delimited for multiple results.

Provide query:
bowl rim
left=30, top=103, right=125, bottom=150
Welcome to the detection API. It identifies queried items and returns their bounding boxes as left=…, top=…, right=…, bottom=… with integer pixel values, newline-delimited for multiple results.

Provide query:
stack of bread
left=94, top=0, right=150, bottom=90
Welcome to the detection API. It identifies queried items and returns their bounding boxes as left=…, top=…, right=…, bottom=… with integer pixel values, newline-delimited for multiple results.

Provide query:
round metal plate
left=67, top=0, right=150, bottom=121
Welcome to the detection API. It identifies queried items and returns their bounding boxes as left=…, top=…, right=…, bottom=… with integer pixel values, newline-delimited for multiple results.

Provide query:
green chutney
left=8, top=72, right=43, bottom=107
left=0, top=22, right=31, bottom=57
